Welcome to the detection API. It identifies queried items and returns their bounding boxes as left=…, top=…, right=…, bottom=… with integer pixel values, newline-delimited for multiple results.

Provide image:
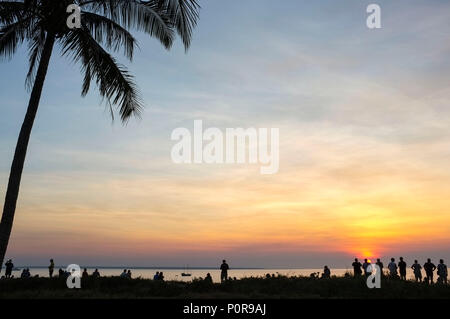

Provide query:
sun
left=356, top=247, right=381, bottom=260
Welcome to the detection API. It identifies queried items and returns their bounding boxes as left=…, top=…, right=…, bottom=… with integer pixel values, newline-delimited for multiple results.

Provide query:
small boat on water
left=181, top=265, right=191, bottom=276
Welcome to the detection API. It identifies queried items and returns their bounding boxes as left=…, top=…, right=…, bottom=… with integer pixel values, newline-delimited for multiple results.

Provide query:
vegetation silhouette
left=0, top=0, right=200, bottom=270
left=0, top=274, right=450, bottom=299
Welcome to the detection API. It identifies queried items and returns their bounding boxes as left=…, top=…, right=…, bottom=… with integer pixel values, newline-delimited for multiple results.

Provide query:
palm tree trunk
left=0, top=33, right=55, bottom=271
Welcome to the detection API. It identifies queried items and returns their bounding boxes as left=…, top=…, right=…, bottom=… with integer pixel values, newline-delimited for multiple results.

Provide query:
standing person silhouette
left=423, top=258, right=436, bottom=284
left=376, top=259, right=384, bottom=276
left=398, top=257, right=407, bottom=280
left=82, top=268, right=89, bottom=279
left=388, top=258, right=398, bottom=278
left=220, top=259, right=229, bottom=283
left=4, top=259, right=14, bottom=278
left=411, top=260, right=422, bottom=282
left=48, top=259, right=54, bottom=278
left=92, top=269, right=100, bottom=278
left=437, top=259, right=447, bottom=284
left=362, top=259, right=370, bottom=276
left=352, top=258, right=362, bottom=277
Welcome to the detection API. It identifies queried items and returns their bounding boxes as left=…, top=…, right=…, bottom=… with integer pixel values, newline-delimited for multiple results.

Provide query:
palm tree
left=0, top=0, right=200, bottom=270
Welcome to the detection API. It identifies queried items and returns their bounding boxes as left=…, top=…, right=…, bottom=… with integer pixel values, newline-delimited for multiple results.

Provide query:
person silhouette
left=120, top=269, right=128, bottom=278
left=92, top=268, right=100, bottom=278
left=362, top=259, right=371, bottom=276
left=423, top=258, right=436, bottom=284
left=388, top=258, right=398, bottom=278
left=20, top=268, right=30, bottom=278
left=82, top=268, right=89, bottom=279
left=220, top=259, right=229, bottom=282
left=411, top=260, right=422, bottom=282
left=322, top=266, right=331, bottom=279
left=49, top=259, right=54, bottom=278
left=376, top=259, right=384, bottom=276
left=437, top=259, right=447, bottom=284
left=4, top=259, right=14, bottom=278
left=352, top=258, right=362, bottom=277
left=153, top=271, right=159, bottom=280
left=158, top=271, right=164, bottom=281
left=127, top=269, right=132, bottom=279
left=205, top=273, right=213, bottom=283
left=398, top=257, right=407, bottom=280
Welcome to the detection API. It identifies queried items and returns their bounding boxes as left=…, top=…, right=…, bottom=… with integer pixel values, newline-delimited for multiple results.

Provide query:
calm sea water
left=4, top=267, right=418, bottom=282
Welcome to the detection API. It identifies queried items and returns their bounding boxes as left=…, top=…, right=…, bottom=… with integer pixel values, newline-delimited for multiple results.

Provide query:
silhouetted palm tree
left=0, top=0, right=200, bottom=269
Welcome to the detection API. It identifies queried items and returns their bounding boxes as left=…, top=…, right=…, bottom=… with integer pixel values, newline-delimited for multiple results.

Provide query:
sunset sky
left=1, top=0, right=450, bottom=268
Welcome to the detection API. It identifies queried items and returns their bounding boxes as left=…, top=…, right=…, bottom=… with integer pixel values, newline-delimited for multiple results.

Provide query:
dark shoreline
left=0, top=275, right=449, bottom=299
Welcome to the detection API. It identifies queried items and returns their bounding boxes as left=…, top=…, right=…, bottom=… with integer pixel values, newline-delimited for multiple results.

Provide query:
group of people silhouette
left=153, top=271, right=165, bottom=281
left=1, top=258, right=104, bottom=280
left=82, top=268, right=101, bottom=278
left=351, top=257, right=448, bottom=284
left=2, top=257, right=222, bottom=282
left=120, top=269, right=132, bottom=279
left=3, top=257, right=448, bottom=285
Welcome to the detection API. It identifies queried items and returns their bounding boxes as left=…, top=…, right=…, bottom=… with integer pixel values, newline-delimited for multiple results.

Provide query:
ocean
left=4, top=267, right=418, bottom=282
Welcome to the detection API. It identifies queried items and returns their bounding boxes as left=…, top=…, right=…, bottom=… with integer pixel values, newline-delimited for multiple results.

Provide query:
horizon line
left=12, top=266, right=352, bottom=270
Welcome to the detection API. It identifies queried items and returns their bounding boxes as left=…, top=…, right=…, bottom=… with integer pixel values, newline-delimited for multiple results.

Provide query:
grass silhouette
left=0, top=274, right=449, bottom=299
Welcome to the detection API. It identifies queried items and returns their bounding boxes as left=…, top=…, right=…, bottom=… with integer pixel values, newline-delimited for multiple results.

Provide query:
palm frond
left=25, top=26, right=45, bottom=89
left=61, top=27, right=143, bottom=122
left=0, top=1, right=26, bottom=25
left=81, top=11, right=137, bottom=61
left=1, top=0, right=201, bottom=121
left=156, top=0, right=200, bottom=50
left=81, top=0, right=175, bottom=49
left=0, top=16, right=33, bottom=59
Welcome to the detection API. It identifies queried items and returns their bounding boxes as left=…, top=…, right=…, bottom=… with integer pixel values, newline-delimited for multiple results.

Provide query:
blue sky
left=1, top=0, right=450, bottom=267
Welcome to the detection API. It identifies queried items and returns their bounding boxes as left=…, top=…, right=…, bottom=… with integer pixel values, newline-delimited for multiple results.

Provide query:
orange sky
left=6, top=124, right=450, bottom=266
